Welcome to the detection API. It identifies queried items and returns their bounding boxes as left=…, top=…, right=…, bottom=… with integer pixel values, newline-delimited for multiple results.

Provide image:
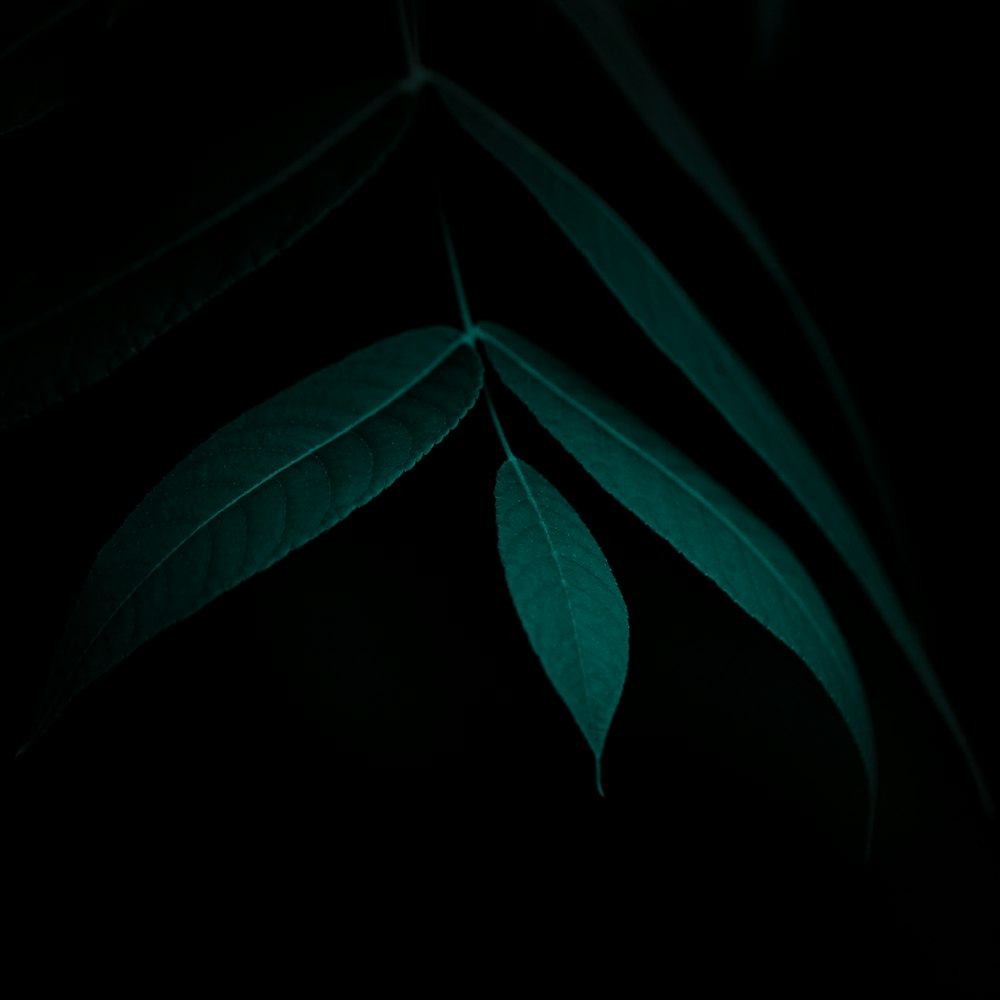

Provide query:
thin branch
left=438, top=203, right=473, bottom=332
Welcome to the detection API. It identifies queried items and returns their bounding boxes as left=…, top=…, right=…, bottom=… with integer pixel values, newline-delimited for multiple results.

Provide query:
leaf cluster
left=5, top=0, right=994, bottom=876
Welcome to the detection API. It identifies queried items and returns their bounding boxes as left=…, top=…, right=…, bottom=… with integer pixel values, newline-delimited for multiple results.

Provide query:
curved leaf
left=19, top=326, right=483, bottom=752
left=0, top=78, right=415, bottom=430
left=495, top=456, right=629, bottom=792
left=435, top=73, right=992, bottom=813
left=548, top=0, right=890, bottom=521
left=480, top=321, right=876, bottom=842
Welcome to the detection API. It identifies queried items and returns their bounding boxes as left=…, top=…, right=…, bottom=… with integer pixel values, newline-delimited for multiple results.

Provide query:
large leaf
left=480, top=321, right=876, bottom=841
left=19, top=326, right=483, bottom=753
left=0, top=77, right=415, bottom=430
left=435, top=74, right=993, bottom=813
left=495, top=455, right=629, bottom=792
left=548, top=0, right=892, bottom=526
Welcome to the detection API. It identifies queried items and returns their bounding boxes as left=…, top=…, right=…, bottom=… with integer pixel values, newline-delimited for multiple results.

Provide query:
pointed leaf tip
left=482, top=321, right=878, bottom=836
left=438, top=68, right=987, bottom=816
left=494, top=455, right=629, bottom=786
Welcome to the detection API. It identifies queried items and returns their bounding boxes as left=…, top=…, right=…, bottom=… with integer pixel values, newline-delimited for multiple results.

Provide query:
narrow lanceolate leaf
left=436, top=75, right=993, bottom=813
left=548, top=0, right=892, bottom=526
left=19, top=326, right=483, bottom=753
left=495, top=456, right=629, bottom=793
left=0, top=78, right=414, bottom=430
left=481, top=322, right=876, bottom=839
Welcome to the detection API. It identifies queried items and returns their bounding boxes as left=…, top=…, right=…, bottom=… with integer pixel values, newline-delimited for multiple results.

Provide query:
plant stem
left=396, top=0, right=418, bottom=77
left=439, top=204, right=474, bottom=333
left=483, top=387, right=514, bottom=462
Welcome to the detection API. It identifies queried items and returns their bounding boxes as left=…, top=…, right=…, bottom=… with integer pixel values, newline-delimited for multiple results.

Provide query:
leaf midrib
left=506, top=461, right=595, bottom=727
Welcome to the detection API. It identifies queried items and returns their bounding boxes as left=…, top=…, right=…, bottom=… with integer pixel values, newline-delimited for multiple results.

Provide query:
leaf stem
left=396, top=0, right=418, bottom=77
left=408, top=0, right=421, bottom=65
left=439, top=204, right=474, bottom=332
left=484, top=387, right=514, bottom=462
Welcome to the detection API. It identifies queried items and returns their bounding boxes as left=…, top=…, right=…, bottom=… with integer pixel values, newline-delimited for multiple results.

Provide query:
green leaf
left=0, top=77, right=415, bottom=430
left=495, top=455, right=629, bottom=793
left=480, top=321, right=876, bottom=842
left=435, top=73, right=993, bottom=814
left=549, top=0, right=892, bottom=524
left=19, top=326, right=483, bottom=753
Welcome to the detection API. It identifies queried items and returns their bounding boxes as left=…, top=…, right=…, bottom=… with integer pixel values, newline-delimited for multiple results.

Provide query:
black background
left=6, top=0, right=997, bottom=988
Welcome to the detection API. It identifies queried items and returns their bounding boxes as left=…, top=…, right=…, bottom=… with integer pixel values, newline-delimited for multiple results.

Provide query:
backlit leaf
left=495, top=455, right=629, bottom=792
left=19, top=326, right=483, bottom=752
left=549, top=0, right=890, bottom=520
left=436, top=74, right=992, bottom=813
left=481, top=321, right=876, bottom=843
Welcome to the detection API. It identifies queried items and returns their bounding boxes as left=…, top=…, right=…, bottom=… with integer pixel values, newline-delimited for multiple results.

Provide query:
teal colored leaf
left=0, top=77, right=415, bottom=430
left=549, top=0, right=890, bottom=521
left=480, top=321, right=876, bottom=840
left=435, top=74, right=993, bottom=814
left=495, top=455, right=629, bottom=793
left=19, top=326, right=483, bottom=753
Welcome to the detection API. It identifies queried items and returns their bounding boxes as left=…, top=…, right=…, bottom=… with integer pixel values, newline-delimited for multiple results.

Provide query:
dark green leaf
left=495, top=455, right=628, bottom=792
left=0, top=78, right=414, bottom=430
left=436, top=74, right=992, bottom=813
left=0, top=0, right=93, bottom=62
left=481, top=321, right=876, bottom=840
left=19, top=326, right=483, bottom=752
left=549, top=0, right=889, bottom=518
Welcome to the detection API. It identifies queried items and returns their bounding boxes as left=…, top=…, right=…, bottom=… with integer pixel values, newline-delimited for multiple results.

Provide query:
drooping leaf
left=480, top=321, right=876, bottom=840
left=19, top=326, right=483, bottom=753
left=0, top=77, right=415, bottom=430
left=435, top=74, right=993, bottom=813
left=495, top=455, right=629, bottom=792
left=548, top=0, right=892, bottom=524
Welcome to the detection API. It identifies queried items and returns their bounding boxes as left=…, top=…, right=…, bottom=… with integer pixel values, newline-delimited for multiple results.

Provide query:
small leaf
left=0, top=78, right=415, bottom=429
left=19, top=326, right=483, bottom=752
left=436, top=73, right=992, bottom=814
left=495, top=456, right=628, bottom=792
left=481, top=322, right=876, bottom=842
